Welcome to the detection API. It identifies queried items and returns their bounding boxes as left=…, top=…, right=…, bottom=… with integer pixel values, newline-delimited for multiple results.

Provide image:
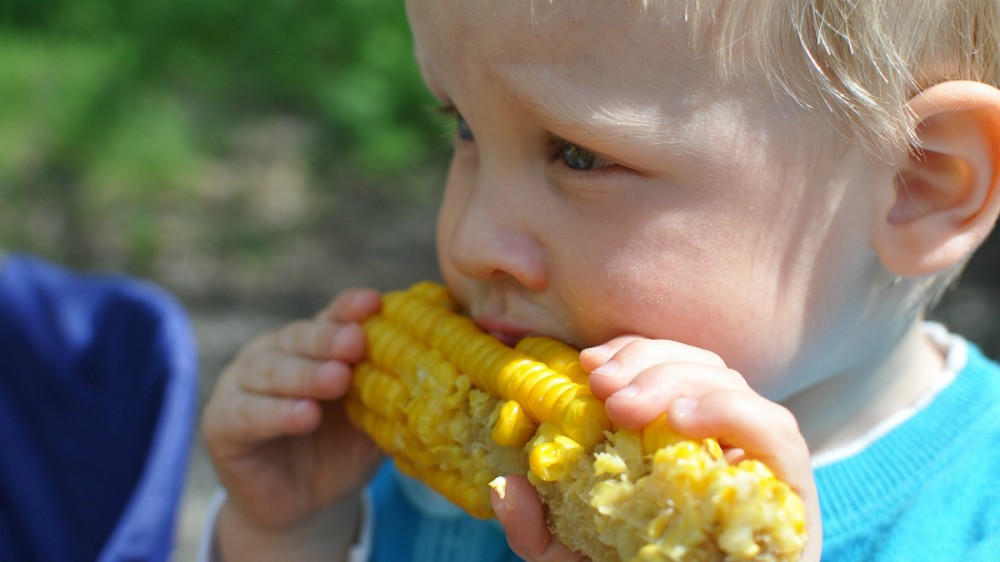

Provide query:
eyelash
left=432, top=103, right=624, bottom=175
left=544, top=137, right=619, bottom=173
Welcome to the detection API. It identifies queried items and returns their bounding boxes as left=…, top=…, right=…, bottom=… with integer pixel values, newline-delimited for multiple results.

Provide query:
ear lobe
left=875, top=81, right=1000, bottom=277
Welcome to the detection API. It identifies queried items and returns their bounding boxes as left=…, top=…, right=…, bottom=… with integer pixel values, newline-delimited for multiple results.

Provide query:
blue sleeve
left=0, top=254, right=198, bottom=562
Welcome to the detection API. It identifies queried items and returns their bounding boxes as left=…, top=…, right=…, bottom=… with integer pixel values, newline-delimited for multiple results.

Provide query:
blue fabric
left=0, top=254, right=198, bottom=562
left=366, top=340, right=1000, bottom=562
left=369, top=462, right=521, bottom=562
left=816, top=342, right=1000, bottom=561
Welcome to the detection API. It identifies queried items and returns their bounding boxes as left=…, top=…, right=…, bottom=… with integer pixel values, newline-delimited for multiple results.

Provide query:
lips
left=473, top=317, right=533, bottom=347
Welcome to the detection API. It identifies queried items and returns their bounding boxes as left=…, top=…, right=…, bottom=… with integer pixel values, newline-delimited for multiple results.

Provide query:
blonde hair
left=685, top=0, right=1000, bottom=158
left=672, top=0, right=1000, bottom=307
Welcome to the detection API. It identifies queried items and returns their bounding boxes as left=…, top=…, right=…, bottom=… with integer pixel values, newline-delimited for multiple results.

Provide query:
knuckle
left=251, top=358, right=280, bottom=390
left=722, top=367, right=749, bottom=387
left=768, top=403, right=803, bottom=439
left=278, top=321, right=306, bottom=349
left=620, top=338, right=656, bottom=357
left=280, top=320, right=336, bottom=357
left=232, top=395, right=262, bottom=435
left=611, top=338, right=659, bottom=366
left=617, top=338, right=725, bottom=368
left=634, top=365, right=678, bottom=391
left=702, top=349, right=726, bottom=366
left=298, top=359, right=321, bottom=390
left=314, top=323, right=338, bottom=356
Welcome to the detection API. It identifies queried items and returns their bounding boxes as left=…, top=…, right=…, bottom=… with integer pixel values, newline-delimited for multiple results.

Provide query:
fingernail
left=291, top=399, right=313, bottom=417
left=317, top=361, right=338, bottom=380
left=590, top=359, right=619, bottom=377
left=345, top=289, right=365, bottom=307
left=671, top=397, right=697, bottom=418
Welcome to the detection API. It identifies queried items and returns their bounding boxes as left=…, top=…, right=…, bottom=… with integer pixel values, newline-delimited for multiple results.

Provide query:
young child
left=200, top=1, right=1000, bottom=560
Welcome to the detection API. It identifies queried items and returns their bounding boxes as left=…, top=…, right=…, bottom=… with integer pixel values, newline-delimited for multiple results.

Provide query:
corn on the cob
left=346, top=281, right=807, bottom=562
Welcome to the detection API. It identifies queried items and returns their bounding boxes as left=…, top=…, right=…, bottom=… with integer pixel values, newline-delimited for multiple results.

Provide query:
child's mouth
left=474, top=317, right=531, bottom=347
left=486, top=329, right=524, bottom=347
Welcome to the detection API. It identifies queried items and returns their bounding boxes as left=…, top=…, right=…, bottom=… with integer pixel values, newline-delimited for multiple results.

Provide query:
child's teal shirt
left=814, top=329, right=1000, bottom=561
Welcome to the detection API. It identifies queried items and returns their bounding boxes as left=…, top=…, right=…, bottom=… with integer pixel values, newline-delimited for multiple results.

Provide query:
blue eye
left=456, top=113, right=474, bottom=141
left=560, top=143, right=611, bottom=170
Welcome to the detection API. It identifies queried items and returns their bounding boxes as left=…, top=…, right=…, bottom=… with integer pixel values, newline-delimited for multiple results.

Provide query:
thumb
left=490, top=475, right=590, bottom=562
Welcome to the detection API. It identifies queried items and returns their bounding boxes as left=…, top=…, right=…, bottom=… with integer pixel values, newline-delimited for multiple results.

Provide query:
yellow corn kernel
left=352, top=362, right=408, bottom=422
left=529, top=433, right=583, bottom=482
left=491, top=399, right=537, bottom=447
left=347, top=282, right=807, bottom=562
left=344, top=398, right=421, bottom=461
left=515, top=336, right=590, bottom=386
left=640, top=412, right=685, bottom=454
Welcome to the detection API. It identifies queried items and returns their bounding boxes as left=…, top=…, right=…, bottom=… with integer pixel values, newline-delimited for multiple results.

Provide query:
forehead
left=405, top=0, right=713, bottom=106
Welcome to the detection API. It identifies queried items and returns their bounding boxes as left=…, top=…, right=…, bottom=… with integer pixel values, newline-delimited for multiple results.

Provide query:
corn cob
left=346, top=281, right=807, bottom=562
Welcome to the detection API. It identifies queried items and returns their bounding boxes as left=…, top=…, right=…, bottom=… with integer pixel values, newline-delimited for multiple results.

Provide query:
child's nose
left=443, top=169, right=548, bottom=291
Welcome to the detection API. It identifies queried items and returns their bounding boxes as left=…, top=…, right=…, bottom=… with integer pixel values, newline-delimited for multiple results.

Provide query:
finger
left=668, top=391, right=823, bottom=560
left=316, top=287, right=382, bottom=323
left=578, top=335, right=644, bottom=371
left=492, top=475, right=590, bottom=562
left=263, top=320, right=366, bottom=363
left=263, top=319, right=355, bottom=359
left=238, top=354, right=352, bottom=400
left=603, top=362, right=748, bottom=430
left=204, top=393, right=322, bottom=447
left=667, top=390, right=810, bottom=485
left=584, top=338, right=727, bottom=401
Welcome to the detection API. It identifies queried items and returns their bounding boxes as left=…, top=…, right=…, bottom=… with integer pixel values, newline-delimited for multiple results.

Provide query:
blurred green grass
left=1, top=0, right=997, bottom=356
left=0, top=0, right=449, bottom=282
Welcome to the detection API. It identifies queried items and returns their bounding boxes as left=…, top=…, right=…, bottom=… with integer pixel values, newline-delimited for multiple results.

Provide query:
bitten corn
left=346, top=281, right=807, bottom=562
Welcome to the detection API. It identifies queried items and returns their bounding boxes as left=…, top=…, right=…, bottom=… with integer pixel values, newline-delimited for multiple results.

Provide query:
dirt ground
left=169, top=196, right=1000, bottom=558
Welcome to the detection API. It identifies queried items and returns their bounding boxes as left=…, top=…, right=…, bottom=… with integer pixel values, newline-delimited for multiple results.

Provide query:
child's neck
left=786, top=320, right=947, bottom=461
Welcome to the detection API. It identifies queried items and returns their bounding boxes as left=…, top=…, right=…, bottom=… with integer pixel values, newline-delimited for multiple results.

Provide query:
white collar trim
left=810, top=322, right=967, bottom=468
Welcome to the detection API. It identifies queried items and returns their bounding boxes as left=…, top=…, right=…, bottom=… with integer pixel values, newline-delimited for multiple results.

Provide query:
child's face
left=408, top=1, right=899, bottom=401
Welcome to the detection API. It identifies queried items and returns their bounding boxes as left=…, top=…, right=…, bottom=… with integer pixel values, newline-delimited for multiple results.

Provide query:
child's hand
left=201, top=288, right=384, bottom=557
left=491, top=474, right=592, bottom=562
left=491, top=335, right=822, bottom=562
left=586, top=335, right=821, bottom=560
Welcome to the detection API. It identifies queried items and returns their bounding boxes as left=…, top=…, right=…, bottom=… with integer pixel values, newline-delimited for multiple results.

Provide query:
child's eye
left=432, top=104, right=475, bottom=142
left=559, top=142, right=614, bottom=171
left=456, top=112, right=475, bottom=141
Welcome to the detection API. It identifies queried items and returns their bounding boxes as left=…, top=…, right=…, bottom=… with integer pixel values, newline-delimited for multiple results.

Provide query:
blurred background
left=0, top=1, right=997, bottom=558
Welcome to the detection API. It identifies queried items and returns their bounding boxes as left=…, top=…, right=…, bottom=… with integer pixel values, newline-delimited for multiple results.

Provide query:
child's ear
left=874, top=80, right=1000, bottom=277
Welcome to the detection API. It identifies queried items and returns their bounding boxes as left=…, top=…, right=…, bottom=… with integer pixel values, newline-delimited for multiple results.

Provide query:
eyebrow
left=491, top=62, right=669, bottom=144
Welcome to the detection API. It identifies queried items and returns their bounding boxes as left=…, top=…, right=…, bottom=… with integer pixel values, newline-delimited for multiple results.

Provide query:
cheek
left=560, top=233, right=754, bottom=345
left=585, top=250, right=805, bottom=397
left=556, top=208, right=813, bottom=395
